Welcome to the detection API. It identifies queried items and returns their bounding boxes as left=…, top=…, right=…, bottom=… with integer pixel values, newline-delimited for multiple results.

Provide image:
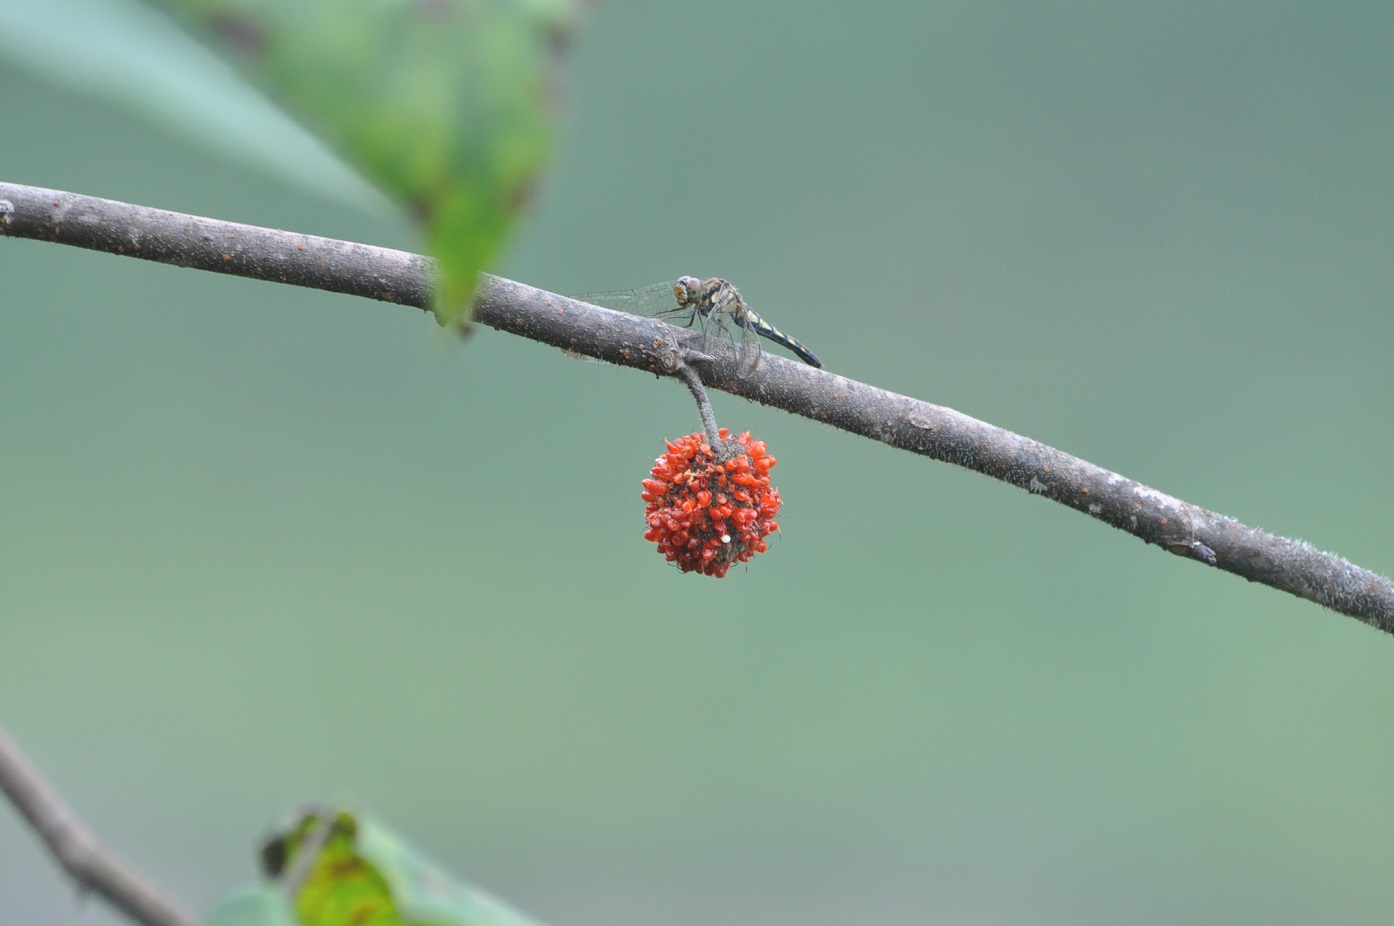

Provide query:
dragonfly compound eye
left=673, top=276, right=702, bottom=305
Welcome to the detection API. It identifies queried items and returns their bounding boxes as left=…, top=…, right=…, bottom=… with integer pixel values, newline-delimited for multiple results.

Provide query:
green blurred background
left=3, top=1, right=1393, bottom=924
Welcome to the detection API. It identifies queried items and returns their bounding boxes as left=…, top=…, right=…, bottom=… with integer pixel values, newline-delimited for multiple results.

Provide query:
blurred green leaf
left=0, top=0, right=390, bottom=211
left=145, top=0, right=583, bottom=328
left=252, top=806, right=545, bottom=926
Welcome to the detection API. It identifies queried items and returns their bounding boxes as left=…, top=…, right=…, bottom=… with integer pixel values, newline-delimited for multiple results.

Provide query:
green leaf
left=253, top=806, right=546, bottom=926
left=145, top=0, right=583, bottom=328
left=0, top=0, right=389, bottom=211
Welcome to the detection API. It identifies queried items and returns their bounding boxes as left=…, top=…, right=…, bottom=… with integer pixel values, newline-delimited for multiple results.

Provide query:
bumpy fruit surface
left=641, top=429, right=782, bottom=578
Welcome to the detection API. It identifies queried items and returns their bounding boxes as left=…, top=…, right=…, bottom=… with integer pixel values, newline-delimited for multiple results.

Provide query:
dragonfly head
left=673, top=275, right=703, bottom=307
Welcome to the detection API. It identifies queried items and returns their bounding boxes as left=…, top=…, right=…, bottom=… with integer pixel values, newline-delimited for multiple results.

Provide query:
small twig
left=674, top=361, right=723, bottom=451
left=3, top=181, right=1393, bottom=633
left=0, top=726, right=197, bottom=926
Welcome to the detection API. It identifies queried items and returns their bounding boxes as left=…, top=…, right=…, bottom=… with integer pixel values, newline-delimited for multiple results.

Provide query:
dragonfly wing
left=695, top=308, right=761, bottom=371
left=570, top=281, right=677, bottom=315
left=738, top=315, right=762, bottom=373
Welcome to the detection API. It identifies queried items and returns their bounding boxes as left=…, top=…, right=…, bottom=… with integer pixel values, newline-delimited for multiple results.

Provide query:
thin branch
left=674, top=360, right=723, bottom=450
left=0, top=726, right=198, bottom=926
left=0, top=184, right=431, bottom=306
left=3, top=181, right=1392, bottom=633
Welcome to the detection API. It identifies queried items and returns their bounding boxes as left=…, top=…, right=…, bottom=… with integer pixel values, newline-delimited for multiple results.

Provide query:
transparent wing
left=559, top=283, right=680, bottom=366
left=736, top=315, right=762, bottom=372
left=700, top=306, right=762, bottom=373
left=569, top=281, right=680, bottom=316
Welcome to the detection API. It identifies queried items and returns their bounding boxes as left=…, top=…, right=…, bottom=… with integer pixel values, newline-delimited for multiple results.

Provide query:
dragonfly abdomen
left=745, top=310, right=823, bottom=368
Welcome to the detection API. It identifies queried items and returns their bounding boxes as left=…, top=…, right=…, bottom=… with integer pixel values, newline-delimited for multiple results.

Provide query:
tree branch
left=0, top=726, right=198, bottom=926
left=3, top=181, right=1392, bottom=634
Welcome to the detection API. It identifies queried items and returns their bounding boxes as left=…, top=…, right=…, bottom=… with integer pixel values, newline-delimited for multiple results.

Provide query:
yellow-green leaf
left=255, top=806, right=545, bottom=926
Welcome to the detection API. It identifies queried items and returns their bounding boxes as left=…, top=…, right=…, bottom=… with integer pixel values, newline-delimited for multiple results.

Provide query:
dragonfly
left=573, top=276, right=822, bottom=372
